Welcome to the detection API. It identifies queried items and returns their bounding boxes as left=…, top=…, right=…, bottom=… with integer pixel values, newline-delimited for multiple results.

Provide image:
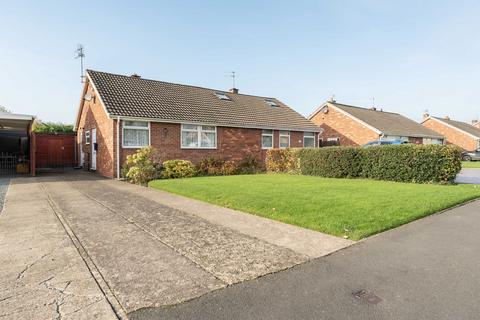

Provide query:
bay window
left=262, top=130, right=273, bottom=149
left=303, top=132, right=315, bottom=147
left=181, top=124, right=217, bottom=148
left=122, top=120, right=150, bottom=148
left=279, top=131, right=290, bottom=148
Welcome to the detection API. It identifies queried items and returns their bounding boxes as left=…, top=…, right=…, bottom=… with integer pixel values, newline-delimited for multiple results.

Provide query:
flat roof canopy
left=0, top=113, right=35, bottom=131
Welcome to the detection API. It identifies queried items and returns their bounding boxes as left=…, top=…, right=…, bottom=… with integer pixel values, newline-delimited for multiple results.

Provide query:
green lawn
left=149, top=174, right=480, bottom=240
left=462, top=161, right=480, bottom=168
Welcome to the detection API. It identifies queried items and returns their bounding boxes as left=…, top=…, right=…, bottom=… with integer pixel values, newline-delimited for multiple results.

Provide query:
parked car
left=461, top=150, right=480, bottom=161
left=363, top=139, right=408, bottom=147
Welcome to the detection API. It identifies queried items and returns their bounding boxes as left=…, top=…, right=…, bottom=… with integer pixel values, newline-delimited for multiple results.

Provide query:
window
left=85, top=130, right=90, bottom=145
left=303, top=132, right=315, bottom=148
left=265, top=99, right=278, bottom=107
left=279, top=131, right=290, bottom=148
left=327, top=137, right=340, bottom=146
left=262, top=130, right=273, bottom=149
left=214, top=92, right=231, bottom=101
left=122, top=120, right=150, bottom=148
left=181, top=124, right=217, bottom=148
left=423, top=138, right=443, bottom=145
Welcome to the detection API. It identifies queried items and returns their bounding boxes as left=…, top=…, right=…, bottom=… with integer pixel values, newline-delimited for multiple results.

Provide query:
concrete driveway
left=0, top=172, right=351, bottom=318
left=455, top=168, right=480, bottom=184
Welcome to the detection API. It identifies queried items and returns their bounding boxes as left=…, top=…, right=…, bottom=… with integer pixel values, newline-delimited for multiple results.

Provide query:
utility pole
left=75, top=44, right=85, bottom=83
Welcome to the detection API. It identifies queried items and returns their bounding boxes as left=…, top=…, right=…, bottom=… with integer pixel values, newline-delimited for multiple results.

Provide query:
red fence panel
left=34, top=133, right=76, bottom=169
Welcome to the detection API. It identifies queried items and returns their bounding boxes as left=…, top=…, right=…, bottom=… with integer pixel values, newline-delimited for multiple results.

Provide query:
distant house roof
left=85, top=70, right=320, bottom=132
left=428, top=116, right=480, bottom=139
left=310, top=102, right=444, bottom=139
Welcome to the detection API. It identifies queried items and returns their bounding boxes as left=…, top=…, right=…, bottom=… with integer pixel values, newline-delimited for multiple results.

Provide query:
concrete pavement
left=0, top=178, right=117, bottom=320
left=131, top=199, right=480, bottom=320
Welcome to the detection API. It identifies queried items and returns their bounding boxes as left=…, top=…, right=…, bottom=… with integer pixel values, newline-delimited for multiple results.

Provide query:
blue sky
left=1, top=0, right=479, bottom=124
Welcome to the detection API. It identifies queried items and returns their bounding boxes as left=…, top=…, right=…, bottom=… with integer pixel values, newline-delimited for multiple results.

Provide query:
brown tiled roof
left=87, top=70, right=320, bottom=132
left=328, top=102, right=444, bottom=139
left=432, top=117, right=480, bottom=138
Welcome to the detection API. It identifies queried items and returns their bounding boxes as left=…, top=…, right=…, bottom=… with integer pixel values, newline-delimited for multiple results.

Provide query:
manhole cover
left=353, top=289, right=382, bottom=305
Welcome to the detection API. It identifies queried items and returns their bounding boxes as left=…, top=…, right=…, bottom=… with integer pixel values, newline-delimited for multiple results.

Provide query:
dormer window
left=265, top=99, right=278, bottom=107
left=214, top=92, right=231, bottom=101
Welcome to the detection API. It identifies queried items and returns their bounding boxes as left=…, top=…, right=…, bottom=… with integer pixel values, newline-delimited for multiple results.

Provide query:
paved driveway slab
left=0, top=179, right=117, bottom=320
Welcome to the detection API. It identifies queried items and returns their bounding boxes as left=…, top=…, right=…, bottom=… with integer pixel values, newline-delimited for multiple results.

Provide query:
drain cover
left=353, top=289, right=382, bottom=305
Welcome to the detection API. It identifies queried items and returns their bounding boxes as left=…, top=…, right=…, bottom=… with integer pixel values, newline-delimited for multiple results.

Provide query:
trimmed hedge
left=266, top=144, right=462, bottom=184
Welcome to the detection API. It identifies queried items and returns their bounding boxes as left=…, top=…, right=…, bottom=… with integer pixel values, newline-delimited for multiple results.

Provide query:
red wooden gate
left=34, top=133, right=76, bottom=169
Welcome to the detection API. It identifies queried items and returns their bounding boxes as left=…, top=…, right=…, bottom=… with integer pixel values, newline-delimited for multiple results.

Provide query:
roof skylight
left=214, top=92, right=231, bottom=101
left=265, top=99, right=278, bottom=107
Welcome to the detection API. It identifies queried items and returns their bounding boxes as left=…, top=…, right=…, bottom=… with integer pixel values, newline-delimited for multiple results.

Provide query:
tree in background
left=0, top=105, right=11, bottom=113
left=33, top=121, right=75, bottom=133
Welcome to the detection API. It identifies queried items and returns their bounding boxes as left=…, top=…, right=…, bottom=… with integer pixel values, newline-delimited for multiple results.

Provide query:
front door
left=91, top=128, right=97, bottom=171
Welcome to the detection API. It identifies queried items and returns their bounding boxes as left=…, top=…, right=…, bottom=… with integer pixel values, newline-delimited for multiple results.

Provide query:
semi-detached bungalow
left=422, top=115, right=480, bottom=151
left=74, top=70, right=321, bottom=178
left=309, top=101, right=445, bottom=146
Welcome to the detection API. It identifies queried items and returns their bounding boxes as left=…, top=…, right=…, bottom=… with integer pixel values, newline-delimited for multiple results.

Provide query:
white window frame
left=261, top=129, right=274, bottom=149
left=122, top=120, right=151, bottom=149
left=303, top=132, right=315, bottom=148
left=181, top=124, right=217, bottom=149
left=85, top=130, right=90, bottom=145
left=327, top=137, right=340, bottom=142
left=279, top=131, right=290, bottom=148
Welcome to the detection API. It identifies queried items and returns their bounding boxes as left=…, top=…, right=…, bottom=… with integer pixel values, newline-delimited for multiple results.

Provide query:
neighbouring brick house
left=473, top=121, right=480, bottom=129
left=74, top=70, right=321, bottom=178
left=308, top=101, right=444, bottom=146
left=422, top=115, right=480, bottom=151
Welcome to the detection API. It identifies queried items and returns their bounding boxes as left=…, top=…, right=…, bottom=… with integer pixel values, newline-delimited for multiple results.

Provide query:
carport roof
left=0, top=113, right=35, bottom=131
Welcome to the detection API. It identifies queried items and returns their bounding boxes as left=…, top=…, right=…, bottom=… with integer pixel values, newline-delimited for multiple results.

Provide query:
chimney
left=444, top=116, right=450, bottom=120
left=131, top=74, right=141, bottom=78
left=370, top=107, right=377, bottom=111
left=422, top=111, right=430, bottom=120
left=229, top=88, right=239, bottom=94
left=472, top=120, right=478, bottom=125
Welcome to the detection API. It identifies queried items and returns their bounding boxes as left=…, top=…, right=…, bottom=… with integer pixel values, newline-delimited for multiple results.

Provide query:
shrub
left=266, top=144, right=462, bottom=184
left=198, top=156, right=225, bottom=176
left=162, top=160, right=196, bottom=179
left=265, top=149, right=300, bottom=174
left=297, top=147, right=362, bottom=178
left=123, top=147, right=161, bottom=185
left=198, top=156, right=239, bottom=176
left=238, top=153, right=263, bottom=174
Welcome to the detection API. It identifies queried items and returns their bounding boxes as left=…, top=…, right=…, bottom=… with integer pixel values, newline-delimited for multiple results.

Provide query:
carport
left=0, top=112, right=35, bottom=176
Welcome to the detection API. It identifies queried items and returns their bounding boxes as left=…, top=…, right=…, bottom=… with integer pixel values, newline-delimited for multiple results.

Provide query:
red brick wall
left=423, top=118, right=478, bottom=151
left=118, top=122, right=310, bottom=174
left=77, top=81, right=115, bottom=178
left=310, top=105, right=379, bottom=146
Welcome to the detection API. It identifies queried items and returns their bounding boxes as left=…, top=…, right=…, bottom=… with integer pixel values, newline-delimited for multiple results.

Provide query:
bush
left=238, top=153, right=263, bottom=174
left=198, top=156, right=239, bottom=176
left=34, top=122, right=74, bottom=133
left=123, top=147, right=161, bottom=185
left=162, top=160, right=196, bottom=179
left=266, top=144, right=462, bottom=184
left=265, top=149, right=299, bottom=174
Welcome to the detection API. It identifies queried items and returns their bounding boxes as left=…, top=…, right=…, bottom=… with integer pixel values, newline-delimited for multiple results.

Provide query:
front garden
left=125, top=144, right=480, bottom=240
left=149, top=174, right=480, bottom=240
